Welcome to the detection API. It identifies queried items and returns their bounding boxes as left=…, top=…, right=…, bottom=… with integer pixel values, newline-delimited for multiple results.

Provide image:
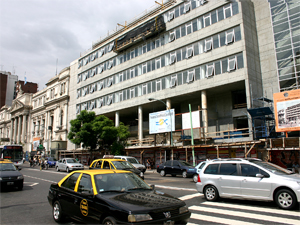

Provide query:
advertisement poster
left=149, top=109, right=175, bottom=134
left=273, top=89, right=300, bottom=132
left=32, top=137, right=40, bottom=150
left=182, top=111, right=200, bottom=130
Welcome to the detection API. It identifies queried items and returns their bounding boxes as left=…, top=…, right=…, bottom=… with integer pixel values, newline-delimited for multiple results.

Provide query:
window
left=61, top=173, right=80, bottom=190
left=82, top=103, right=87, bottom=110
left=77, top=90, right=81, bottom=99
left=78, top=60, right=82, bottom=69
left=204, top=164, right=219, bottom=174
left=187, top=70, right=195, bottom=83
left=99, top=48, right=104, bottom=57
left=186, top=23, right=192, bottom=35
left=130, top=88, right=135, bottom=99
left=107, top=95, right=113, bottom=105
left=89, top=100, right=95, bottom=110
left=108, top=42, right=115, bottom=52
left=169, top=31, right=176, bottom=42
left=219, top=163, right=237, bottom=175
left=156, top=80, right=162, bottom=91
left=107, top=60, right=113, bottom=70
left=156, top=58, right=161, bottom=69
left=228, top=56, right=237, bottom=71
left=224, top=5, right=232, bottom=18
left=184, top=2, right=191, bottom=13
left=142, top=84, right=147, bottom=95
left=90, top=84, right=95, bottom=93
left=206, top=63, right=214, bottom=77
left=76, top=105, right=80, bottom=114
left=186, top=46, right=194, bottom=58
left=175, top=27, right=181, bottom=39
left=77, top=74, right=81, bottom=83
left=169, top=10, right=175, bottom=21
left=226, top=30, right=235, bottom=45
left=170, top=75, right=177, bottom=88
left=82, top=87, right=88, bottom=97
left=142, top=63, right=147, bottom=74
left=241, top=164, right=269, bottom=177
left=82, top=72, right=88, bottom=81
left=90, top=52, right=97, bottom=61
left=98, top=65, right=104, bottom=74
left=107, top=77, right=113, bottom=87
left=170, top=53, right=176, bottom=65
left=84, top=56, right=89, bottom=65
left=97, top=81, right=104, bottom=91
left=204, top=13, right=211, bottom=27
left=130, top=69, right=135, bottom=79
left=204, top=38, right=212, bottom=52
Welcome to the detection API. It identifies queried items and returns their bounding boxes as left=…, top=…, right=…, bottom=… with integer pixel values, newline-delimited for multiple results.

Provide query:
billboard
left=182, top=111, right=200, bottom=130
left=149, top=109, right=175, bottom=134
left=273, top=89, right=300, bottom=132
left=32, top=137, right=40, bottom=150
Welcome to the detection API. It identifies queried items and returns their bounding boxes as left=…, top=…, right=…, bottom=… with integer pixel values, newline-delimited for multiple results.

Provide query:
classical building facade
left=0, top=67, right=70, bottom=159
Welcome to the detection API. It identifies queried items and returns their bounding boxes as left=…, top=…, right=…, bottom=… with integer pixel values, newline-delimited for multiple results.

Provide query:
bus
left=0, top=145, right=23, bottom=167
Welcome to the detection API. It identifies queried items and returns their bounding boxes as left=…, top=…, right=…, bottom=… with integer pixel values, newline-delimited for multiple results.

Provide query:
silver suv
left=196, top=158, right=300, bottom=210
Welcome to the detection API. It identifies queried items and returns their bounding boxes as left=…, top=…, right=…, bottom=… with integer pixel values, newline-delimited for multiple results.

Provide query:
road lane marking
left=154, top=185, right=197, bottom=192
left=24, top=182, right=39, bottom=186
left=190, top=205, right=299, bottom=225
left=27, top=168, right=65, bottom=174
left=24, top=175, right=56, bottom=183
left=201, top=201, right=300, bottom=217
left=179, top=193, right=203, bottom=201
left=190, top=213, right=260, bottom=225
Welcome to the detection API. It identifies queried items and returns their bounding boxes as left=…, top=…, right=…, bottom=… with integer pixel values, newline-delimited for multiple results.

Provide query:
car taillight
left=197, top=174, right=201, bottom=183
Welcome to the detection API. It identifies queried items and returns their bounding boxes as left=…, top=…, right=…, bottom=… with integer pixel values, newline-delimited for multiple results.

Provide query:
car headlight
left=179, top=206, right=189, bottom=214
left=128, top=214, right=152, bottom=222
left=17, top=175, right=24, bottom=180
left=140, top=172, right=144, bottom=177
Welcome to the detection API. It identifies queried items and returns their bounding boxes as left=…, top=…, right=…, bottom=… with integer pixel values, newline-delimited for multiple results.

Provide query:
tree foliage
left=68, top=110, right=130, bottom=153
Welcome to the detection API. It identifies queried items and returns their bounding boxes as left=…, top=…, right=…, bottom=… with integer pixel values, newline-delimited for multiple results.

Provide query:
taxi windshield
left=0, top=163, right=17, bottom=171
left=95, top=173, right=151, bottom=193
left=112, top=161, right=134, bottom=169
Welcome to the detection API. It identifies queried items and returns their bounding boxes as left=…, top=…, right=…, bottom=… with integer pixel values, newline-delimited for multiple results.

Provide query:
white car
left=114, top=156, right=146, bottom=173
left=56, top=158, right=84, bottom=173
left=196, top=158, right=300, bottom=210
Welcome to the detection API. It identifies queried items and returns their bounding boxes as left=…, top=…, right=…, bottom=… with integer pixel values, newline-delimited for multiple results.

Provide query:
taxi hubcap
left=278, top=192, right=292, bottom=207
left=53, top=204, right=60, bottom=219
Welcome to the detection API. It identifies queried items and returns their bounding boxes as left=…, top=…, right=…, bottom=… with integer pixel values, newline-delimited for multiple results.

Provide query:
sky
left=0, top=0, right=156, bottom=90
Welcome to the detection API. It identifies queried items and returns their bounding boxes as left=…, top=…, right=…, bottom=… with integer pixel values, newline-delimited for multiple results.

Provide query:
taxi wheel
left=103, top=216, right=117, bottom=225
left=53, top=201, right=65, bottom=222
left=160, top=170, right=166, bottom=177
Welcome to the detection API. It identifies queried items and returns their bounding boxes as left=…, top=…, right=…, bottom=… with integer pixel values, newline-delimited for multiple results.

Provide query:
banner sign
left=149, top=109, right=175, bottom=134
left=273, top=89, right=300, bottom=132
left=182, top=111, right=200, bottom=130
left=33, top=137, right=40, bottom=150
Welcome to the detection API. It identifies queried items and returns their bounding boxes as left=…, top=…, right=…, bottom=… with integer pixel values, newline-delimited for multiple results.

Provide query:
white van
left=114, top=156, right=146, bottom=173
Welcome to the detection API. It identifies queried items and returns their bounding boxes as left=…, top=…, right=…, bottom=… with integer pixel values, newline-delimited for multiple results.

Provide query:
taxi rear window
left=61, top=173, right=80, bottom=190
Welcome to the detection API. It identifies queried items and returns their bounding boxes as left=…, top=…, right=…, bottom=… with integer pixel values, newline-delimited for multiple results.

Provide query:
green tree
left=67, top=110, right=130, bottom=155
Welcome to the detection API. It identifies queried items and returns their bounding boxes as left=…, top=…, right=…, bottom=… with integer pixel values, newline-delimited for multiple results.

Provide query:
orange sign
left=273, top=89, right=300, bottom=132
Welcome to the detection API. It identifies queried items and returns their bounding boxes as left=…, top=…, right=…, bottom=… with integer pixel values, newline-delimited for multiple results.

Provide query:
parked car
left=47, top=170, right=191, bottom=224
left=196, top=158, right=300, bottom=210
left=114, top=155, right=146, bottom=173
left=157, top=160, right=197, bottom=179
left=46, top=157, right=57, bottom=168
left=192, top=161, right=207, bottom=183
left=56, top=158, right=84, bottom=173
left=89, top=158, right=144, bottom=179
left=0, top=158, right=24, bottom=190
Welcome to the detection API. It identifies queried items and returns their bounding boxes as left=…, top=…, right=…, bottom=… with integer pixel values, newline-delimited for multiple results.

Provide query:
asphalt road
left=1, top=162, right=299, bottom=225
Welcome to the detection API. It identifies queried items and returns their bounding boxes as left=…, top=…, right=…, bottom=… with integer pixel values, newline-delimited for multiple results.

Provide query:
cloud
left=0, top=0, right=155, bottom=89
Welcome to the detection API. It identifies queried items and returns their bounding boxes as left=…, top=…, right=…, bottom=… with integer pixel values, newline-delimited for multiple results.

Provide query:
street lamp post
left=148, top=98, right=173, bottom=146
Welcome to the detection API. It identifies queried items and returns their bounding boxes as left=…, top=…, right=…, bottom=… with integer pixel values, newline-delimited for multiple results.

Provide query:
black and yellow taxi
left=89, top=157, right=144, bottom=179
left=47, top=169, right=191, bottom=225
left=0, top=158, right=24, bottom=190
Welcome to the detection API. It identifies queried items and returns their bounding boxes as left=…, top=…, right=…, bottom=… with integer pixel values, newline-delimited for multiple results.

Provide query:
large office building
left=66, top=0, right=299, bottom=166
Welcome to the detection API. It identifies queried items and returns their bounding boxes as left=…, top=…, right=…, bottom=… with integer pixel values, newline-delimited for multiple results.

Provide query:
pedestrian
left=147, top=158, right=151, bottom=170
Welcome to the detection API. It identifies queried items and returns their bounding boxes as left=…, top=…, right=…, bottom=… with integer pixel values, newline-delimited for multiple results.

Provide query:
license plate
left=7, top=182, right=14, bottom=185
left=164, top=220, right=174, bottom=225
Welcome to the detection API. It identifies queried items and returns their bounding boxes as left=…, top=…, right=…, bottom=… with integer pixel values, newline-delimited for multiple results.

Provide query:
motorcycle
left=40, top=160, right=49, bottom=170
